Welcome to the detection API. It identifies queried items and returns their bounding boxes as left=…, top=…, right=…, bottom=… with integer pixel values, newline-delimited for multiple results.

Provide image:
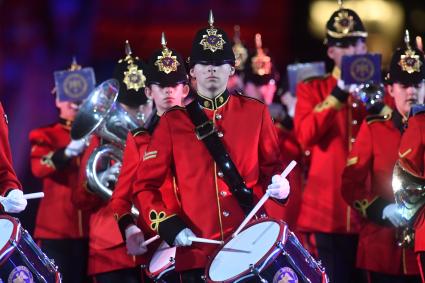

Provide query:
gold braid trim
left=314, top=95, right=344, bottom=113
left=346, top=156, right=358, bottom=167
left=149, top=209, right=176, bottom=232
left=353, top=197, right=378, bottom=218
left=40, top=151, right=55, bottom=169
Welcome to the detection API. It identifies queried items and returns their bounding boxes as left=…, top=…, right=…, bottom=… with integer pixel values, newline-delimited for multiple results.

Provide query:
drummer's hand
left=125, top=225, right=148, bottom=255
left=267, top=175, right=290, bottom=200
left=0, top=189, right=27, bottom=213
left=173, top=228, right=196, bottom=247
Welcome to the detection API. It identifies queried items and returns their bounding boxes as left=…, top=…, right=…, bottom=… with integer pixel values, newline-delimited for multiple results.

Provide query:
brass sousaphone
left=392, top=161, right=425, bottom=246
left=71, top=79, right=140, bottom=214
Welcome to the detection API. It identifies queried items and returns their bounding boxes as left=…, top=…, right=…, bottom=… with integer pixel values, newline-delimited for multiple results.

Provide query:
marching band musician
left=227, top=25, right=248, bottom=93
left=74, top=42, right=151, bottom=283
left=0, top=102, right=27, bottom=214
left=243, top=33, right=303, bottom=231
left=132, top=11, right=290, bottom=282
left=342, top=32, right=424, bottom=282
left=110, top=32, right=189, bottom=263
left=29, top=59, right=91, bottom=283
left=397, top=36, right=425, bottom=283
left=293, top=2, right=388, bottom=282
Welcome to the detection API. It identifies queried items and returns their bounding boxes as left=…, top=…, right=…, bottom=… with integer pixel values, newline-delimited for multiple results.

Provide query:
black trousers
left=39, top=238, right=90, bottom=283
left=369, top=271, right=421, bottom=283
left=315, top=233, right=367, bottom=283
left=94, top=267, right=142, bottom=283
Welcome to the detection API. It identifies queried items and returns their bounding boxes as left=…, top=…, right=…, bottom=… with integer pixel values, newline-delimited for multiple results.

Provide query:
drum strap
left=186, top=97, right=253, bottom=213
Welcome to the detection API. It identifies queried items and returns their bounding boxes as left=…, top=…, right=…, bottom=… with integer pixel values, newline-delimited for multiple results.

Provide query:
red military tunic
left=342, top=110, right=419, bottom=275
left=29, top=119, right=89, bottom=239
left=294, top=68, right=368, bottom=233
left=75, top=135, right=137, bottom=275
left=133, top=91, right=284, bottom=271
left=110, top=125, right=181, bottom=265
left=398, top=113, right=425, bottom=252
left=0, top=103, right=21, bottom=196
left=110, top=131, right=153, bottom=235
left=263, top=123, right=303, bottom=230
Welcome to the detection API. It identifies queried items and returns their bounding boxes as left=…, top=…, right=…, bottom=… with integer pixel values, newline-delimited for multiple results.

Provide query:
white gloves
left=125, top=225, right=147, bottom=255
left=0, top=189, right=27, bottom=213
left=382, top=203, right=404, bottom=227
left=99, top=162, right=121, bottom=187
left=280, top=91, right=297, bottom=118
left=64, top=138, right=87, bottom=157
left=173, top=228, right=196, bottom=247
left=337, top=79, right=358, bottom=93
left=267, top=174, right=290, bottom=200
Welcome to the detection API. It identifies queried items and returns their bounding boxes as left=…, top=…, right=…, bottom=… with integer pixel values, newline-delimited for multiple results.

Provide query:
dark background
left=1, top=0, right=424, bottom=233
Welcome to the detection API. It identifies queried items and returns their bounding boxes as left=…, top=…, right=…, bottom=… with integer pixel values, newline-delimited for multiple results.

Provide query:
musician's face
left=388, top=82, right=422, bottom=117
left=190, top=63, right=235, bottom=97
left=55, top=99, right=79, bottom=121
left=146, top=83, right=189, bottom=115
left=327, top=39, right=367, bottom=69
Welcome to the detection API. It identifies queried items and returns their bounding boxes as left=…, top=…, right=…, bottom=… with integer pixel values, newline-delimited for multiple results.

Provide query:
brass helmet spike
left=337, top=0, right=343, bottom=9
left=208, top=10, right=214, bottom=27
left=125, top=40, right=132, bottom=56
left=255, top=33, right=263, bottom=50
left=233, top=25, right=241, bottom=44
left=161, top=32, right=167, bottom=48
left=69, top=56, right=81, bottom=71
left=404, top=29, right=411, bottom=49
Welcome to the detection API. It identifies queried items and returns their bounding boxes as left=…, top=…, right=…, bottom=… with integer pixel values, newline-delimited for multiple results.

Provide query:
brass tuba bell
left=392, top=160, right=425, bottom=224
left=71, top=79, right=141, bottom=215
left=391, top=161, right=425, bottom=247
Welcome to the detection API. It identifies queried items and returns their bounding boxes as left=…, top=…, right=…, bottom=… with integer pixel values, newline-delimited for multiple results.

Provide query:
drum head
left=0, top=218, right=15, bottom=249
left=149, top=241, right=176, bottom=275
left=209, top=220, right=281, bottom=281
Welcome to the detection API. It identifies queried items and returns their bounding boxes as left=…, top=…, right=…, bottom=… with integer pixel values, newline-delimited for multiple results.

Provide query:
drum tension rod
left=249, top=264, right=268, bottom=283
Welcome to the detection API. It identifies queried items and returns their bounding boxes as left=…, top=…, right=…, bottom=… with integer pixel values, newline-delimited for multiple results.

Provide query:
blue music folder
left=54, top=67, right=96, bottom=102
left=341, top=53, right=381, bottom=85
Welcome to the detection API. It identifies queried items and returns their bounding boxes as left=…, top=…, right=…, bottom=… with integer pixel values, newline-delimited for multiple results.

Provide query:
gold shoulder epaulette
left=164, top=105, right=186, bottom=114
left=366, top=112, right=392, bottom=124
left=131, top=127, right=147, bottom=137
left=302, top=74, right=329, bottom=83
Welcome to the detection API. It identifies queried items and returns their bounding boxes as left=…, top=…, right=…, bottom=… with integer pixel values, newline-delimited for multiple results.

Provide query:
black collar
left=59, top=118, right=73, bottom=128
left=196, top=90, right=230, bottom=110
left=391, top=110, right=407, bottom=133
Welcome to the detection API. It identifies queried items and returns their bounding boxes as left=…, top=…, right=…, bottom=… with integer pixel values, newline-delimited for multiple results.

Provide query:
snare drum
left=206, top=218, right=328, bottom=283
left=145, top=241, right=178, bottom=282
left=0, top=215, right=61, bottom=283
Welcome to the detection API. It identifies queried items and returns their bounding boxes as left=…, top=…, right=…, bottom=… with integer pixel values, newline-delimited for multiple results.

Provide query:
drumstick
left=188, top=236, right=223, bottom=245
left=23, top=192, right=45, bottom=200
left=141, top=235, right=160, bottom=247
left=232, top=160, right=297, bottom=238
left=0, top=192, right=45, bottom=201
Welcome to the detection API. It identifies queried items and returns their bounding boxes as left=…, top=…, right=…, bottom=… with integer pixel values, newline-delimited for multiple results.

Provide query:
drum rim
left=146, top=245, right=176, bottom=278
left=204, top=218, right=288, bottom=283
left=0, top=215, right=21, bottom=266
